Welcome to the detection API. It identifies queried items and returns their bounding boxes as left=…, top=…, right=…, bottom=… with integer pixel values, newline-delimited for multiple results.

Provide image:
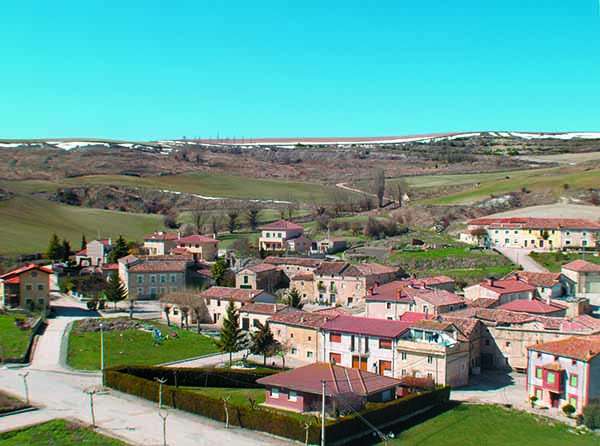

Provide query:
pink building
left=527, top=336, right=600, bottom=413
left=256, top=362, right=400, bottom=414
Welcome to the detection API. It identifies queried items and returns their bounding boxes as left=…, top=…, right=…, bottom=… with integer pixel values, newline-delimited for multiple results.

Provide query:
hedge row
left=105, top=366, right=450, bottom=445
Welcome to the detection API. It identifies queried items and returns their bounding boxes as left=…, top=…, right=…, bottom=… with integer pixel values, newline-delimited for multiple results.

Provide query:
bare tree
left=245, top=204, right=261, bottom=231
left=226, top=208, right=240, bottom=233
left=210, top=214, right=222, bottom=236
left=373, top=168, right=385, bottom=208
left=392, top=179, right=409, bottom=208
left=160, top=292, right=210, bottom=333
left=191, top=205, right=207, bottom=234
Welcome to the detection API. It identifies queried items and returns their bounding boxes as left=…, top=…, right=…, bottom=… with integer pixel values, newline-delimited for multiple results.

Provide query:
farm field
left=384, top=404, right=597, bottom=446
left=0, top=195, right=165, bottom=255
left=517, top=151, right=600, bottom=164
left=0, top=419, right=128, bottom=446
left=67, top=319, right=218, bottom=370
left=0, top=313, right=35, bottom=360
left=530, top=252, right=600, bottom=273
left=484, top=203, right=600, bottom=220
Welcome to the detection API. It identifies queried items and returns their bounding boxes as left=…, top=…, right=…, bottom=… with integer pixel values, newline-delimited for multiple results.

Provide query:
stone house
left=199, top=287, right=276, bottom=326
left=175, top=234, right=218, bottom=261
left=562, top=260, right=600, bottom=304
left=235, top=263, right=282, bottom=292
left=464, top=277, right=536, bottom=307
left=263, top=256, right=323, bottom=280
left=0, top=264, right=54, bottom=311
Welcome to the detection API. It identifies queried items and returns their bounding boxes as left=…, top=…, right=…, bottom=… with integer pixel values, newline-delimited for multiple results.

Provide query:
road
left=495, top=247, right=548, bottom=273
left=0, top=296, right=291, bottom=446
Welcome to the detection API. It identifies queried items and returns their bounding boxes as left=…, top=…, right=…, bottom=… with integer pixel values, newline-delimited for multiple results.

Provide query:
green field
left=0, top=419, right=128, bottom=446
left=530, top=252, right=600, bottom=273
left=384, top=404, right=597, bottom=446
left=0, top=195, right=165, bottom=255
left=0, top=314, right=34, bottom=360
left=184, top=386, right=266, bottom=406
left=67, top=319, right=218, bottom=370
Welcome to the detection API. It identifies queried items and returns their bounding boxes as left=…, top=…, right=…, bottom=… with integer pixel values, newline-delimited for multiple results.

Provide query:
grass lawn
left=383, top=404, right=597, bottom=446
left=0, top=419, right=128, bottom=445
left=530, top=252, right=600, bottom=273
left=0, top=390, right=28, bottom=414
left=67, top=319, right=218, bottom=370
left=217, top=231, right=260, bottom=249
left=0, top=313, right=34, bottom=360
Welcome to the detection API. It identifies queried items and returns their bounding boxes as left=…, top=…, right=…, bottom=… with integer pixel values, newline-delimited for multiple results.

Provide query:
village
left=1, top=212, right=600, bottom=445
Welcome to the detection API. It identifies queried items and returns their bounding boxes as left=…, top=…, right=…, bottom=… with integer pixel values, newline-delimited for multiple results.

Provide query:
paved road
left=0, top=296, right=291, bottom=446
left=495, top=247, right=548, bottom=273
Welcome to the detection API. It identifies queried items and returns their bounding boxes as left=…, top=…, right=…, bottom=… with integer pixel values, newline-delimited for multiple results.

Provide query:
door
left=242, top=318, right=249, bottom=331
left=329, top=353, right=341, bottom=364
left=352, top=355, right=367, bottom=371
left=379, top=360, right=392, bottom=376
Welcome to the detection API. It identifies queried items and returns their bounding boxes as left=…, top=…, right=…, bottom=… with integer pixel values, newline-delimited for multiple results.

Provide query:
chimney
left=368, top=287, right=374, bottom=296
left=487, top=278, right=495, bottom=287
left=514, top=273, right=519, bottom=281
left=273, top=304, right=277, bottom=312
left=177, top=231, right=181, bottom=240
left=300, top=316, right=305, bottom=323
left=396, top=288, right=403, bottom=299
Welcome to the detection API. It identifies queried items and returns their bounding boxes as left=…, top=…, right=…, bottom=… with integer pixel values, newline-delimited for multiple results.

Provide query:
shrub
left=583, top=398, right=600, bottom=429
left=562, top=403, right=575, bottom=417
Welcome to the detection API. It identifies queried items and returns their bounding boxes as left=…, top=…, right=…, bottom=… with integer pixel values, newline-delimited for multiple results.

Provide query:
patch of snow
left=0, top=143, right=24, bottom=148
left=47, top=141, right=110, bottom=150
left=509, top=132, right=600, bottom=140
left=498, top=132, right=511, bottom=137
left=488, top=132, right=498, bottom=137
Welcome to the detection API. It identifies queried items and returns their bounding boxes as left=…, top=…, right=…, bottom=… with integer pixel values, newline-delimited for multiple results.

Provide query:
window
left=329, top=353, right=341, bottom=364
left=288, top=390, right=298, bottom=402
left=401, top=369, right=407, bottom=376
left=160, top=274, right=166, bottom=283
left=150, top=275, right=156, bottom=284
left=570, top=374, right=578, bottom=387
left=535, top=388, right=543, bottom=400
left=243, top=275, right=249, bottom=284
left=306, top=351, right=313, bottom=359
left=537, top=352, right=542, bottom=358
left=379, top=339, right=392, bottom=349
left=137, top=287, right=143, bottom=295
left=290, top=333, right=294, bottom=338
left=330, top=333, right=341, bottom=343
left=505, top=341, right=511, bottom=347
left=252, top=319, right=260, bottom=328
left=427, top=355, right=433, bottom=364
left=401, top=351, right=407, bottom=361
left=535, top=367, right=543, bottom=379
left=387, top=317, right=393, bottom=320
left=547, top=372, right=556, bottom=384
left=308, top=336, right=312, bottom=341
left=31, top=271, right=38, bottom=277
left=291, top=347, right=297, bottom=354
left=569, top=396, right=577, bottom=407
left=159, top=287, right=165, bottom=295
left=347, top=297, right=353, bottom=305
left=386, top=302, right=392, bottom=310
left=427, top=372, right=433, bottom=379
left=170, top=274, right=177, bottom=283
left=150, top=287, right=157, bottom=297
left=37, top=284, right=43, bottom=291
left=270, top=387, right=279, bottom=399
left=26, top=284, right=32, bottom=291
left=137, top=275, right=144, bottom=284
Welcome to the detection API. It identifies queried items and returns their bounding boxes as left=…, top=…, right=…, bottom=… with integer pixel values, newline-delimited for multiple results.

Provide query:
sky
left=1, top=1, right=600, bottom=140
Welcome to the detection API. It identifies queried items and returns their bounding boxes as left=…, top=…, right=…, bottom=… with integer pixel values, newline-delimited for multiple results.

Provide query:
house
left=496, top=298, right=567, bottom=317
left=263, top=256, right=323, bottom=280
left=269, top=310, right=343, bottom=364
left=199, top=287, right=276, bottom=326
left=461, top=217, right=600, bottom=250
left=464, top=277, right=536, bottom=307
left=118, top=255, right=193, bottom=300
left=310, top=237, right=347, bottom=255
left=289, top=272, right=314, bottom=300
left=160, top=291, right=208, bottom=327
left=562, top=260, right=600, bottom=304
left=395, top=320, right=470, bottom=387
left=144, top=231, right=179, bottom=256
left=527, top=336, right=600, bottom=414
left=441, top=316, right=486, bottom=375
left=239, top=303, right=293, bottom=332
left=75, top=239, right=112, bottom=267
left=505, top=271, right=575, bottom=300
left=0, top=264, right=55, bottom=311
left=258, top=220, right=310, bottom=253
left=235, top=263, right=283, bottom=292
left=312, top=261, right=401, bottom=306
left=175, top=234, right=218, bottom=261
left=366, top=279, right=464, bottom=320
left=448, top=307, right=600, bottom=371
left=256, top=362, right=401, bottom=415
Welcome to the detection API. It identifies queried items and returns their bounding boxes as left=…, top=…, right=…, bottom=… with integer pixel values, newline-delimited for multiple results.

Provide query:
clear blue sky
left=1, top=1, right=600, bottom=140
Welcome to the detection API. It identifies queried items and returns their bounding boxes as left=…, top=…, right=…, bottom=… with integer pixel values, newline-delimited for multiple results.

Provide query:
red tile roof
left=497, top=298, right=566, bottom=315
left=441, top=316, right=482, bottom=340
left=322, top=315, right=412, bottom=339
left=260, top=220, right=304, bottom=231
left=257, top=363, right=400, bottom=397
left=144, top=231, right=179, bottom=241
left=367, top=277, right=454, bottom=302
left=102, top=263, right=119, bottom=271
left=479, top=278, right=536, bottom=296
left=469, top=217, right=600, bottom=230
left=413, top=289, right=465, bottom=306
left=528, top=336, right=600, bottom=361
left=264, top=256, right=323, bottom=268
left=200, top=286, right=266, bottom=303
left=506, top=271, right=562, bottom=288
left=269, top=310, right=339, bottom=329
left=177, top=234, right=218, bottom=245
left=562, top=259, right=600, bottom=273
left=239, top=303, right=290, bottom=315
left=0, top=263, right=53, bottom=280
left=315, top=262, right=398, bottom=278
left=170, top=247, right=191, bottom=255
left=291, top=272, right=314, bottom=281
left=128, top=260, right=189, bottom=273
left=242, top=263, right=279, bottom=274
left=398, top=312, right=432, bottom=323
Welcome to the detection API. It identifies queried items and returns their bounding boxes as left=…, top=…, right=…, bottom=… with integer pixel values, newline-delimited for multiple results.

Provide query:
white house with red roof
left=505, top=271, right=575, bottom=300
left=0, top=264, right=54, bottom=310
left=258, top=220, right=310, bottom=253
left=143, top=231, right=179, bottom=256
left=175, top=234, right=218, bottom=261
left=75, top=238, right=112, bottom=267
left=562, top=260, right=600, bottom=303
left=464, top=277, right=536, bottom=306
left=527, top=336, right=600, bottom=413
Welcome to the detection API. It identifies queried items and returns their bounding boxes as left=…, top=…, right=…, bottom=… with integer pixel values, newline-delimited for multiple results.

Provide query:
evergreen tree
left=105, top=272, right=127, bottom=309
left=250, top=321, right=276, bottom=365
left=211, top=258, right=227, bottom=286
left=46, top=234, right=62, bottom=262
left=80, top=234, right=87, bottom=251
left=60, top=239, right=71, bottom=263
left=108, top=235, right=129, bottom=263
left=286, top=287, right=303, bottom=309
left=216, top=301, right=245, bottom=365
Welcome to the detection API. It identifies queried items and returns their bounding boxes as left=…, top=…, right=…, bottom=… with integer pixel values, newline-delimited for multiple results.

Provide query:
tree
left=191, top=205, right=207, bottom=234
left=392, top=179, right=409, bottom=207
left=286, top=287, right=303, bottom=309
left=108, top=235, right=129, bottom=263
left=562, top=403, right=576, bottom=417
left=210, top=214, right=222, bottom=236
left=216, top=301, right=245, bottom=365
left=80, top=233, right=87, bottom=251
left=105, top=272, right=127, bottom=309
left=163, top=304, right=172, bottom=327
left=211, top=258, right=228, bottom=286
left=60, top=239, right=71, bottom=263
left=373, top=168, right=385, bottom=208
left=162, top=291, right=210, bottom=333
left=163, top=211, right=179, bottom=229
left=226, top=209, right=239, bottom=233
left=274, top=339, right=292, bottom=369
left=583, top=398, right=600, bottom=429
left=47, top=233, right=62, bottom=262
left=246, top=205, right=261, bottom=231
left=250, top=322, right=276, bottom=365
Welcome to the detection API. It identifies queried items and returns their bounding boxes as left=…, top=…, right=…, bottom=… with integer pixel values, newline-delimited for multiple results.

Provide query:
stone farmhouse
left=0, top=264, right=55, bottom=311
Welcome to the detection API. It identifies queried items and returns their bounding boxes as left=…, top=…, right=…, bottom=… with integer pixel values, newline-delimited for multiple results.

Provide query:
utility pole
left=321, top=380, right=326, bottom=446
left=158, top=405, right=169, bottom=446
left=99, top=322, right=105, bottom=387
left=84, top=387, right=99, bottom=428
left=155, top=377, right=167, bottom=408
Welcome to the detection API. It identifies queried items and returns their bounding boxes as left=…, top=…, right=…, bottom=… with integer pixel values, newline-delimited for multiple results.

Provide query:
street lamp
left=99, top=322, right=105, bottom=387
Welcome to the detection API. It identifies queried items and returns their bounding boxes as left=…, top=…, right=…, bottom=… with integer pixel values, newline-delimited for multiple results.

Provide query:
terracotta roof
left=479, top=278, right=536, bottom=296
left=562, top=259, right=600, bottom=273
left=144, top=231, right=179, bottom=241
left=468, top=297, right=498, bottom=308
left=291, top=272, right=314, bottom=281
left=260, top=220, right=304, bottom=231
left=312, top=307, right=351, bottom=317
left=0, top=263, right=53, bottom=280
left=200, top=287, right=266, bottom=303
left=469, top=217, right=600, bottom=230
left=413, top=290, right=465, bottom=307
left=264, top=256, right=323, bottom=268
left=241, top=263, right=279, bottom=274
left=441, top=316, right=482, bottom=340
left=322, top=315, right=412, bottom=339
left=398, top=312, right=432, bottom=323
left=177, top=234, right=218, bottom=244
left=102, top=263, right=119, bottom=271
left=497, top=298, right=566, bottom=315
left=314, top=261, right=398, bottom=278
left=170, top=247, right=191, bottom=255
left=528, top=336, right=600, bottom=361
left=507, top=271, right=562, bottom=288
left=398, top=376, right=435, bottom=389
left=411, top=319, right=455, bottom=332
left=367, top=277, right=454, bottom=302
left=128, top=260, right=189, bottom=273
left=314, top=261, right=349, bottom=276
left=257, top=363, right=400, bottom=397
left=269, top=310, right=338, bottom=329
left=239, top=303, right=290, bottom=315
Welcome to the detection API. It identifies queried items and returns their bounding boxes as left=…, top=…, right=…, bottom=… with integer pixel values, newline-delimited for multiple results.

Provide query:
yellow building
left=0, top=264, right=54, bottom=311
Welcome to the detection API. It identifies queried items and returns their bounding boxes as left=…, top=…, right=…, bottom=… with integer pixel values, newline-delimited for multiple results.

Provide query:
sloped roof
left=528, top=336, right=600, bottom=361
left=269, top=310, right=338, bottom=329
left=0, top=263, right=53, bottom=280
left=314, top=261, right=398, bottom=278
left=322, top=315, right=412, bottom=339
left=264, top=256, right=323, bottom=268
left=468, top=217, right=600, bottom=230
left=177, top=234, right=218, bottom=244
left=291, top=272, right=314, bottom=281
left=257, top=363, right=400, bottom=397
left=479, top=279, right=536, bottom=296
left=241, top=263, right=279, bottom=274
left=507, top=271, right=563, bottom=288
left=497, top=298, right=566, bottom=315
left=260, top=220, right=304, bottom=231
left=414, top=289, right=465, bottom=306
left=562, top=259, right=600, bottom=273
left=239, top=303, right=291, bottom=315
left=128, top=260, right=189, bottom=273
left=200, top=287, right=265, bottom=303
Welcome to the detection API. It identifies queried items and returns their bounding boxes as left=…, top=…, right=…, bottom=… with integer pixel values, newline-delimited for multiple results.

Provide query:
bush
left=583, top=398, right=600, bottom=429
left=562, top=403, right=575, bottom=417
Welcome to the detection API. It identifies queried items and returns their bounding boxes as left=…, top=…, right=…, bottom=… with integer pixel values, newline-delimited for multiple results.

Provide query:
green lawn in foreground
left=184, top=386, right=266, bottom=406
left=530, top=252, right=600, bottom=273
left=384, top=404, right=597, bottom=446
left=0, top=314, right=33, bottom=360
left=0, top=195, right=165, bottom=255
left=67, top=319, right=218, bottom=370
left=0, top=419, right=128, bottom=445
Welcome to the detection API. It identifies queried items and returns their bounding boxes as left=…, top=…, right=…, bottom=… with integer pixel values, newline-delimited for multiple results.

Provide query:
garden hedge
left=105, top=366, right=450, bottom=445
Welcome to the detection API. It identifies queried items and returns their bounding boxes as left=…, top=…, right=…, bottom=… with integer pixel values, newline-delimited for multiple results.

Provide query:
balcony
left=539, top=363, right=565, bottom=394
